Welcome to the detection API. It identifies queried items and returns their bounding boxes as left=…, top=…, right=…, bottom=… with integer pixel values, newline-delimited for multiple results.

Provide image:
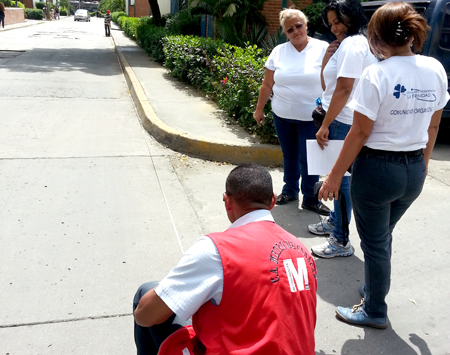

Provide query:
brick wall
left=4, top=8, right=25, bottom=26
left=135, top=0, right=150, bottom=18
left=261, top=0, right=314, bottom=35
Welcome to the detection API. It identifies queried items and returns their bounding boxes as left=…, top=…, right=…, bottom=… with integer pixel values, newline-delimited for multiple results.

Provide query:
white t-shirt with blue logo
left=321, top=35, right=378, bottom=125
left=265, top=38, right=328, bottom=121
left=348, top=55, right=450, bottom=151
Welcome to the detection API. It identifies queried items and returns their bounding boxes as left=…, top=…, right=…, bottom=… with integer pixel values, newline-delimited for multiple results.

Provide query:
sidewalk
left=110, top=25, right=283, bottom=166
left=0, top=18, right=45, bottom=32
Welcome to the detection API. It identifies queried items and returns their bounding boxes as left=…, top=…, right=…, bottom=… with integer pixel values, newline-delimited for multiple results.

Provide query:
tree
left=98, top=0, right=125, bottom=13
left=189, top=0, right=269, bottom=46
left=148, top=0, right=161, bottom=25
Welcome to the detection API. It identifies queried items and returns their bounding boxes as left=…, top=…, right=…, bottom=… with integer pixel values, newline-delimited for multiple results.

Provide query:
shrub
left=111, top=10, right=126, bottom=23
left=122, top=16, right=141, bottom=39
left=162, top=36, right=276, bottom=143
left=26, top=8, right=44, bottom=19
left=164, top=9, right=201, bottom=36
left=60, top=9, right=67, bottom=16
left=303, top=2, right=328, bottom=37
left=2, top=0, right=24, bottom=7
left=212, top=44, right=276, bottom=144
left=137, top=24, right=169, bottom=63
left=35, top=1, right=45, bottom=9
left=163, top=35, right=226, bottom=92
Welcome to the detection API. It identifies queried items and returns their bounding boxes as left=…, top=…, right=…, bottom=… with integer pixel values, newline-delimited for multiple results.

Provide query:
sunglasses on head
left=286, top=23, right=304, bottom=34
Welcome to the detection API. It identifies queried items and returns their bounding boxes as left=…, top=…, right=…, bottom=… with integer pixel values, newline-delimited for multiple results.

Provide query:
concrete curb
left=0, top=20, right=45, bottom=32
left=112, top=35, right=283, bottom=167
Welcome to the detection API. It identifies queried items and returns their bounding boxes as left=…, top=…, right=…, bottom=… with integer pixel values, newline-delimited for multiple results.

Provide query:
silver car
left=74, top=9, right=90, bottom=22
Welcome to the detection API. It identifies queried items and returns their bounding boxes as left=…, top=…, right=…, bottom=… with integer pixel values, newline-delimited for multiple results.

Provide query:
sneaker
left=301, top=202, right=331, bottom=216
left=308, top=217, right=334, bottom=236
left=276, top=193, right=298, bottom=205
left=336, top=300, right=388, bottom=329
left=311, top=236, right=353, bottom=258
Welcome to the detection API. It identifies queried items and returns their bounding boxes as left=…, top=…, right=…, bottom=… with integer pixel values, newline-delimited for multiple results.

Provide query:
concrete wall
left=4, top=8, right=25, bottom=26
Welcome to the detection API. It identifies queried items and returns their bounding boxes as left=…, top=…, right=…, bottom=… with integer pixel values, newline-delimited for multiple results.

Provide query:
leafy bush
left=122, top=14, right=277, bottom=143
left=25, top=8, right=44, bottom=19
left=163, top=35, right=225, bottom=92
left=1, top=0, right=24, bottom=7
left=139, top=16, right=152, bottom=26
left=98, top=0, right=125, bottom=13
left=121, top=17, right=141, bottom=39
left=137, top=24, right=169, bottom=63
left=164, top=9, right=201, bottom=36
left=34, top=2, right=45, bottom=9
left=212, top=44, right=276, bottom=143
left=162, top=35, right=276, bottom=143
left=111, top=10, right=126, bottom=23
left=303, top=2, right=328, bottom=37
left=60, top=9, right=67, bottom=16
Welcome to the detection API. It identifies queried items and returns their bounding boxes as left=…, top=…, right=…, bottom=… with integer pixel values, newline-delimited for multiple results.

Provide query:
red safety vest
left=158, top=221, right=317, bottom=355
left=195, top=221, right=317, bottom=354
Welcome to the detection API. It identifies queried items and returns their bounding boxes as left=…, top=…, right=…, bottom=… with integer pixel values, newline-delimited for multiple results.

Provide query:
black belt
left=361, top=146, right=423, bottom=157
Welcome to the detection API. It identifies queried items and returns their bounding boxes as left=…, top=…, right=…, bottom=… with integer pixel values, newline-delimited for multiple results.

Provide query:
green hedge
left=115, top=16, right=277, bottom=144
left=161, top=35, right=275, bottom=143
left=111, top=11, right=127, bottom=23
left=212, top=44, right=275, bottom=143
left=136, top=24, right=169, bottom=63
left=25, top=8, right=44, bottom=20
left=121, top=17, right=141, bottom=40
left=163, top=35, right=225, bottom=91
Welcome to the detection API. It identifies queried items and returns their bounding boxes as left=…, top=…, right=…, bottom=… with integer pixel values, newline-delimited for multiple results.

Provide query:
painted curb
left=112, top=35, right=282, bottom=167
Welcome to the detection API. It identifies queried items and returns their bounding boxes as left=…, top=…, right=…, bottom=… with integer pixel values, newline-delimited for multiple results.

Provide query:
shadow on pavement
left=432, top=125, right=450, bottom=161
left=317, top=329, right=431, bottom=355
left=1, top=47, right=120, bottom=77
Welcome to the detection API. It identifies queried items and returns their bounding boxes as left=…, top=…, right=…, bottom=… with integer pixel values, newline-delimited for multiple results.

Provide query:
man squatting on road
left=133, top=163, right=318, bottom=355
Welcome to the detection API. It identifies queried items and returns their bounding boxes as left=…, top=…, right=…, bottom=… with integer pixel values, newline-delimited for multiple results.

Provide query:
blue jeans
left=351, top=149, right=426, bottom=318
left=327, top=120, right=352, bottom=243
left=272, top=112, right=319, bottom=206
left=133, top=282, right=187, bottom=355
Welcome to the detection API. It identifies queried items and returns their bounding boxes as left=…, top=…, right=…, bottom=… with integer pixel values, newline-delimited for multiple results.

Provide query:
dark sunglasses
left=286, top=23, right=304, bottom=34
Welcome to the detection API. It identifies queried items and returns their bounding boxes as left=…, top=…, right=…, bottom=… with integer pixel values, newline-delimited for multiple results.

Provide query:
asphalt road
left=1, top=17, right=449, bottom=355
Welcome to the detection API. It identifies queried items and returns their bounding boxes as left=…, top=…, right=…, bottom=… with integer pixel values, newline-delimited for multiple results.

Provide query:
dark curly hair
left=322, top=0, right=368, bottom=36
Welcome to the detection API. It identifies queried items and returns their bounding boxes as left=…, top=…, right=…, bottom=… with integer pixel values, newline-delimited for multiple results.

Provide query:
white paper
left=306, top=140, right=351, bottom=177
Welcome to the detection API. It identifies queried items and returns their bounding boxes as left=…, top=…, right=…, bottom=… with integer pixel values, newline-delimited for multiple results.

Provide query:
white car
left=74, top=9, right=90, bottom=22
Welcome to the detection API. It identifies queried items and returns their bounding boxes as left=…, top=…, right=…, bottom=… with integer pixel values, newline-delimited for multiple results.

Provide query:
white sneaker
left=311, top=236, right=353, bottom=258
left=308, top=217, right=334, bottom=236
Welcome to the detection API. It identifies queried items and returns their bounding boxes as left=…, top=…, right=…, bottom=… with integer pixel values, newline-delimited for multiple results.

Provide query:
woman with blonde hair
left=254, top=8, right=331, bottom=215
left=318, top=2, right=449, bottom=328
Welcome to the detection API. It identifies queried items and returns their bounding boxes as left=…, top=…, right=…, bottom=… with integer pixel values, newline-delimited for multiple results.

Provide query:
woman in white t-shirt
left=309, top=0, right=377, bottom=259
left=254, top=9, right=330, bottom=215
left=318, top=2, right=449, bottom=328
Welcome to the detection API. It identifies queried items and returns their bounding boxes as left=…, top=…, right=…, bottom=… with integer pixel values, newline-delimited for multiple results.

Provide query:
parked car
left=361, top=0, right=450, bottom=124
left=74, top=9, right=90, bottom=22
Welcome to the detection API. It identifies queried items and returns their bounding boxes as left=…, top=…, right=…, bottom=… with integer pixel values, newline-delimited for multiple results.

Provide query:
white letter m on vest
left=283, top=258, right=309, bottom=292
